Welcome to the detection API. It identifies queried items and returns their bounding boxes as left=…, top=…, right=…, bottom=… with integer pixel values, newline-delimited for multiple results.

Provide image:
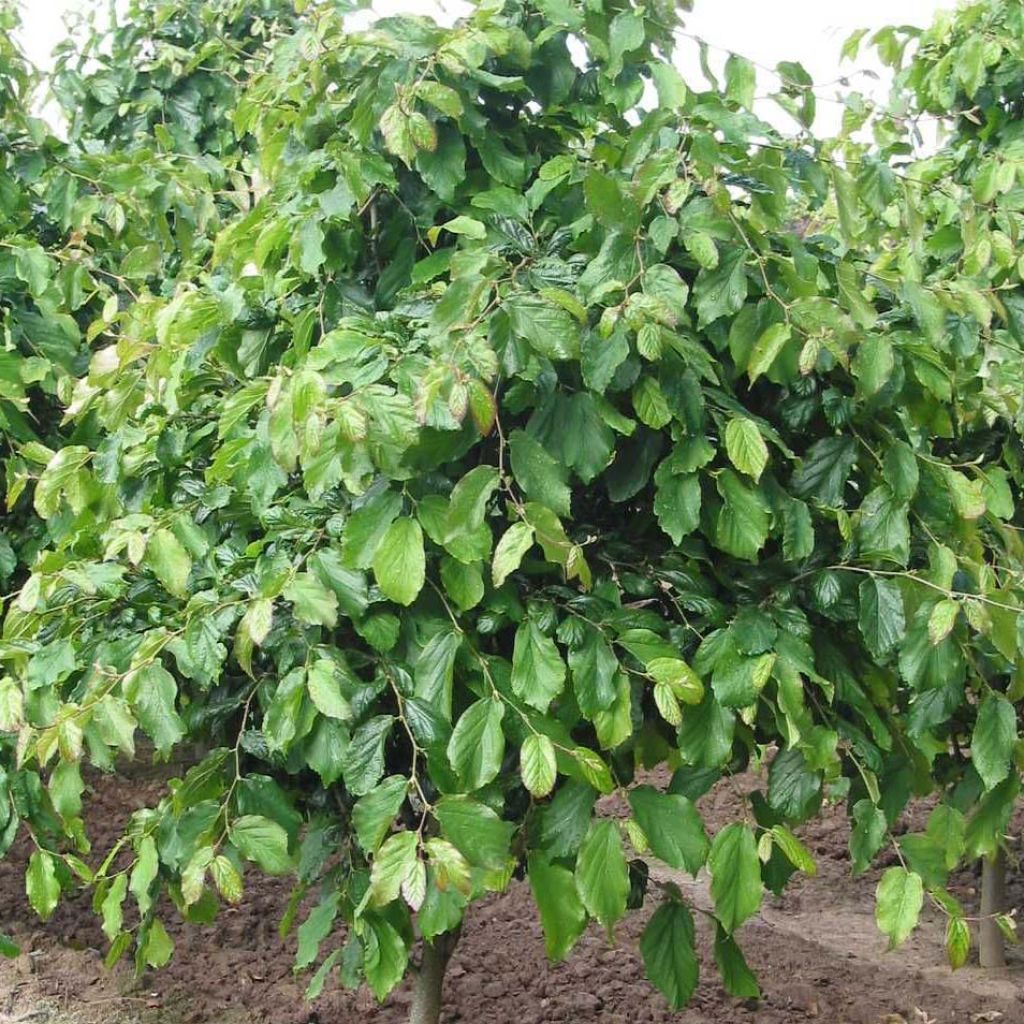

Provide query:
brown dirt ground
left=1, top=762, right=1022, bottom=1024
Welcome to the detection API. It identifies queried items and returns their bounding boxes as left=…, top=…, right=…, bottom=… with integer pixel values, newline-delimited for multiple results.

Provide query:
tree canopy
left=0, top=0, right=1022, bottom=1010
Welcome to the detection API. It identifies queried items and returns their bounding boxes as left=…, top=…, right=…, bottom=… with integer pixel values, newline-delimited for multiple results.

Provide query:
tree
left=837, top=0, right=1024, bottom=968
left=0, top=0, right=1021, bottom=1018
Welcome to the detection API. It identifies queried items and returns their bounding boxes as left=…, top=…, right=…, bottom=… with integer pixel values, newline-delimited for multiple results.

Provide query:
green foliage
left=0, top=0, right=1022, bottom=1011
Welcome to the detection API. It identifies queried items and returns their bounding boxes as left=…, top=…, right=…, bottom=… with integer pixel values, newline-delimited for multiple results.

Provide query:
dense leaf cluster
left=0, top=0, right=1021, bottom=1005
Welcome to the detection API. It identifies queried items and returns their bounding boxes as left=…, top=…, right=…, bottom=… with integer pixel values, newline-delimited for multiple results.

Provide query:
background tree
left=0, top=0, right=1021, bottom=1020
left=836, top=0, right=1024, bottom=968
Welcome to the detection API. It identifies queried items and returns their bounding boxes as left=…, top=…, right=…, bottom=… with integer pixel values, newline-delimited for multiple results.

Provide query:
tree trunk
left=409, top=928, right=461, bottom=1024
left=979, top=849, right=1007, bottom=968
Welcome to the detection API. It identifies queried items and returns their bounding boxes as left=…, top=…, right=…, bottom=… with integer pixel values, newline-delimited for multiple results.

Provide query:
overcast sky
left=15, top=0, right=951, bottom=135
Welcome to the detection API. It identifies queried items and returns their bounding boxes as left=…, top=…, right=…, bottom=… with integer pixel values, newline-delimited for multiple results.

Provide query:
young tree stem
left=409, top=927, right=461, bottom=1024
left=979, top=849, right=1007, bottom=969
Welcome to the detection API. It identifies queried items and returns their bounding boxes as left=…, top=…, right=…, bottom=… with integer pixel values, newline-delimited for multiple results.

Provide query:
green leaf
left=725, top=53, right=756, bottom=108
left=341, top=490, right=403, bottom=569
left=770, top=825, right=816, bottom=876
left=568, top=626, right=618, bottom=718
left=708, top=824, right=762, bottom=932
left=858, top=486, right=910, bottom=565
left=142, top=919, right=174, bottom=968
left=296, top=893, right=340, bottom=970
left=713, top=923, right=760, bottom=998
left=520, top=733, right=557, bottom=798
left=747, top=323, right=790, bottom=384
left=965, top=777, right=1019, bottom=860
left=581, top=326, right=629, bottom=393
left=782, top=499, right=815, bottom=561
left=444, top=466, right=499, bottom=546
left=649, top=62, right=688, bottom=109
left=684, top=230, right=718, bottom=269
left=679, top=694, right=736, bottom=768
left=629, top=786, right=708, bottom=874
left=417, top=80, right=463, bottom=117
left=792, top=437, right=857, bottom=506
left=858, top=577, right=905, bottom=660
left=27, top=639, right=76, bottom=690
left=101, top=874, right=128, bottom=941
left=447, top=699, right=505, bottom=791
left=640, top=901, right=699, bottom=1009
left=130, top=837, right=159, bottom=917
left=353, top=776, right=408, bottom=855
left=585, top=170, right=637, bottom=231
left=369, top=830, right=418, bottom=906
left=440, top=557, right=484, bottom=611
left=539, top=781, right=597, bottom=858
left=852, top=336, right=894, bottom=397
left=210, top=856, right=242, bottom=904
left=714, top=471, right=769, bottom=561
left=340, top=716, right=394, bottom=796
left=50, top=761, right=84, bottom=821
left=125, top=663, right=185, bottom=754
left=296, top=219, right=325, bottom=275
left=435, top=215, right=485, bottom=240
left=505, top=295, right=580, bottom=360
left=423, top=838, right=472, bottom=898
left=373, top=517, right=426, bottom=606
left=509, top=430, right=571, bottom=516
left=928, top=598, right=959, bottom=645
left=528, top=853, right=587, bottom=961
left=14, top=244, right=53, bottom=296
left=767, top=748, right=821, bottom=821
left=575, top=820, right=629, bottom=931
left=511, top=619, right=566, bottom=712
left=434, top=796, right=513, bottom=869
left=146, top=528, right=192, bottom=598
left=416, top=125, right=465, bottom=202
left=833, top=165, right=865, bottom=239
left=654, top=466, right=701, bottom=545
left=725, top=418, right=769, bottom=481
left=608, top=9, right=645, bottom=76
left=633, top=376, right=672, bottom=429
left=284, top=573, right=338, bottom=627
left=641, top=264, right=689, bottom=324
left=695, top=249, right=748, bottom=327
left=926, top=804, right=966, bottom=870
left=361, top=913, right=409, bottom=1000
left=0, top=933, right=19, bottom=959
left=647, top=658, right=704, bottom=704
left=492, top=522, right=534, bottom=586
left=946, top=916, right=970, bottom=970
left=230, top=815, right=293, bottom=875
left=875, top=867, right=923, bottom=948
left=26, top=851, right=60, bottom=921
left=380, top=104, right=419, bottom=166
left=0, top=676, right=23, bottom=731
left=712, top=651, right=774, bottom=708
left=956, top=32, right=985, bottom=97
left=972, top=695, right=1017, bottom=791
left=414, top=628, right=461, bottom=722
left=595, top=684, right=630, bottom=750
left=238, top=597, right=274, bottom=668
left=306, top=659, right=352, bottom=720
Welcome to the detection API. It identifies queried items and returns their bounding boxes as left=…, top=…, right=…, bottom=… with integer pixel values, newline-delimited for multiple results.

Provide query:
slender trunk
left=979, top=850, right=1007, bottom=969
left=409, top=927, right=461, bottom=1024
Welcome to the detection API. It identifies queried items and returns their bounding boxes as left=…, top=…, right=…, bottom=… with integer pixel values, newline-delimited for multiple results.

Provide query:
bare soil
left=1, top=762, right=1022, bottom=1024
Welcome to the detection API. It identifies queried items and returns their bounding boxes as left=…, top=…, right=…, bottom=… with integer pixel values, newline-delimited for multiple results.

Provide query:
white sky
left=16, top=0, right=951, bottom=136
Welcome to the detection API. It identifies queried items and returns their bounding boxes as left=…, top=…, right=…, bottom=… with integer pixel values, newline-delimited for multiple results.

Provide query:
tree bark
left=409, top=928, right=461, bottom=1024
left=979, top=849, right=1007, bottom=968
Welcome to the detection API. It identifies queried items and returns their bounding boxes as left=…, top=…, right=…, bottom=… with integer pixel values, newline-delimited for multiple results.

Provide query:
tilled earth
left=0, top=761, right=1021, bottom=1024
